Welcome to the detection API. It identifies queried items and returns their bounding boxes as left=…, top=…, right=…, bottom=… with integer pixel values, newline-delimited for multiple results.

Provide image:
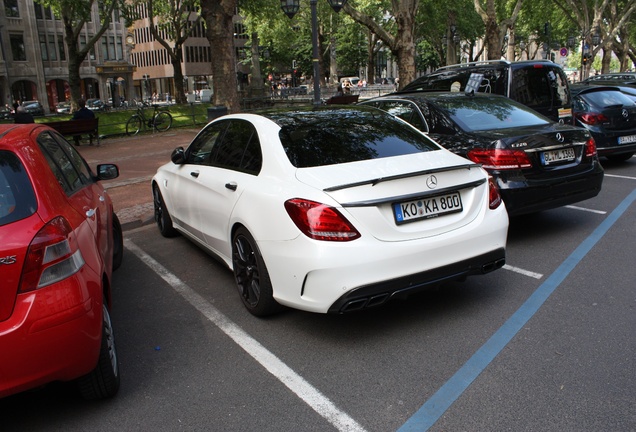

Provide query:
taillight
left=19, top=216, right=84, bottom=293
left=488, top=176, right=503, bottom=210
left=576, top=112, right=608, bottom=125
left=467, top=148, right=532, bottom=170
left=284, top=198, right=361, bottom=241
left=585, top=137, right=597, bottom=158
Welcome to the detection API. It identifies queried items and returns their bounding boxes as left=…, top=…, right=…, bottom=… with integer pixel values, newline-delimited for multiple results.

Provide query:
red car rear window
left=0, top=151, right=37, bottom=226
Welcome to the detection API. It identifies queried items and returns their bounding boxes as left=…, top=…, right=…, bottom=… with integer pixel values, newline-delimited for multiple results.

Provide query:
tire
left=232, top=227, right=282, bottom=316
left=112, top=213, right=123, bottom=271
left=77, top=301, right=120, bottom=400
left=153, top=184, right=178, bottom=237
left=605, top=152, right=633, bottom=162
left=153, top=112, right=172, bottom=132
left=126, top=115, right=142, bottom=136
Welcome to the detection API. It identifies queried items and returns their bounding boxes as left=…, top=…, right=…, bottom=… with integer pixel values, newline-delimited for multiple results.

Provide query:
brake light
left=488, top=176, right=502, bottom=209
left=284, top=198, right=361, bottom=241
left=585, top=137, right=597, bottom=158
left=577, top=112, right=608, bottom=125
left=19, top=216, right=84, bottom=293
left=467, top=148, right=532, bottom=170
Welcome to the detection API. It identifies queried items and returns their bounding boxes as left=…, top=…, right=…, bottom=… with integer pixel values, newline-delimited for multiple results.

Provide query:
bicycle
left=126, top=103, right=173, bottom=136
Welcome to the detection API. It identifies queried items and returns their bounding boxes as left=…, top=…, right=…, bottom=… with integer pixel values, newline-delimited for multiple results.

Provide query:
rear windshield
left=432, top=96, right=552, bottom=132
left=510, top=66, right=570, bottom=108
left=273, top=108, right=440, bottom=168
left=0, top=150, right=37, bottom=226
left=578, top=90, right=636, bottom=108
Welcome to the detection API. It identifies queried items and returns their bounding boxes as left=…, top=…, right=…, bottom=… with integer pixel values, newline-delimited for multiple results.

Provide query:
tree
left=134, top=0, right=202, bottom=103
left=36, top=0, right=118, bottom=111
left=343, top=0, right=419, bottom=89
left=472, top=0, right=524, bottom=60
left=200, top=0, right=240, bottom=112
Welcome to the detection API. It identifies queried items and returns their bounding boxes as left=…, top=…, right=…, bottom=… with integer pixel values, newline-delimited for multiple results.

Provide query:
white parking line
left=124, top=239, right=367, bottom=432
left=565, top=205, right=607, bottom=215
left=502, top=264, right=543, bottom=279
left=605, top=173, right=636, bottom=180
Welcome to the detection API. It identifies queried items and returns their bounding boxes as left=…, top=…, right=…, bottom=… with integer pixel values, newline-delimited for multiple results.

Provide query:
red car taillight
left=585, top=137, right=597, bottom=158
left=488, top=176, right=503, bottom=210
left=19, top=216, right=85, bottom=293
left=284, top=198, right=361, bottom=241
left=576, top=112, right=608, bottom=125
left=467, top=148, right=532, bottom=170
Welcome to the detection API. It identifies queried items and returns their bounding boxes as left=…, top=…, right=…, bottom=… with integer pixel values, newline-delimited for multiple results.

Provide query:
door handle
left=86, top=208, right=96, bottom=218
left=225, top=182, right=237, bottom=191
left=190, top=171, right=200, bottom=178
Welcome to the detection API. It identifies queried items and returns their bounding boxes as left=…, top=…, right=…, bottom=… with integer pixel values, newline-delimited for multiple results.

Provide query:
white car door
left=178, top=119, right=263, bottom=258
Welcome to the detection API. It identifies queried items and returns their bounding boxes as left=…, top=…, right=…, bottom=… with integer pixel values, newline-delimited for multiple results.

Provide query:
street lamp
left=280, top=0, right=347, bottom=105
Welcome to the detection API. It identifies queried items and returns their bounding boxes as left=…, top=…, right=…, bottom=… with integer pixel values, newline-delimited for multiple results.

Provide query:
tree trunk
left=171, top=51, right=186, bottom=104
left=200, top=0, right=240, bottom=112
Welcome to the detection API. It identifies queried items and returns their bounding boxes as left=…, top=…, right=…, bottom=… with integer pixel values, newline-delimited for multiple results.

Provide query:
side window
left=186, top=121, right=228, bottom=165
left=211, top=120, right=262, bottom=174
left=377, top=101, right=429, bottom=133
left=37, top=131, right=91, bottom=195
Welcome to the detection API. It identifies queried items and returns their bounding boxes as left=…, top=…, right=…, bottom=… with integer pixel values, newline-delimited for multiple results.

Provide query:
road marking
left=398, top=188, right=636, bottom=432
left=125, top=239, right=367, bottom=432
left=502, top=264, right=543, bottom=279
left=605, top=173, right=636, bottom=180
left=565, top=205, right=607, bottom=215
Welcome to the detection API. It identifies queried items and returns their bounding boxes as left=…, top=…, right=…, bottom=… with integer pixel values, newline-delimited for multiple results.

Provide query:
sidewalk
left=76, top=128, right=201, bottom=231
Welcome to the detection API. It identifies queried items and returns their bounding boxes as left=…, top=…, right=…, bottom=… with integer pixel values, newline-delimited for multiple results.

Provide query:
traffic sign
left=560, top=47, right=568, bottom=57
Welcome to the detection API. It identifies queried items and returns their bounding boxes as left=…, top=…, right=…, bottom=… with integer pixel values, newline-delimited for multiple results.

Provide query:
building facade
left=0, top=0, right=134, bottom=114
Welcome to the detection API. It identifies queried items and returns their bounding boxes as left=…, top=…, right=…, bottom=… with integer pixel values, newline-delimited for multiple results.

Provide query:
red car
left=0, top=123, right=122, bottom=399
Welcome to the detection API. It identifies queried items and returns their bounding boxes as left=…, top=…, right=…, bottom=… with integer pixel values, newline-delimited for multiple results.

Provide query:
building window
left=5, top=0, right=19, bottom=17
left=49, top=36, right=57, bottom=61
left=40, top=34, right=48, bottom=60
left=10, top=34, right=26, bottom=61
left=58, top=34, right=66, bottom=60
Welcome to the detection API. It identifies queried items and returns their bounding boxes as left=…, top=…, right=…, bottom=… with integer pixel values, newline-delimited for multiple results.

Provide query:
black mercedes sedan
left=570, top=84, right=636, bottom=162
left=359, top=91, right=604, bottom=216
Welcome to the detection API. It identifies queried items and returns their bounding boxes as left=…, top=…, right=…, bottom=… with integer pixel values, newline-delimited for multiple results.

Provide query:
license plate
left=393, top=192, right=463, bottom=224
left=618, top=135, right=636, bottom=144
left=541, top=147, right=575, bottom=165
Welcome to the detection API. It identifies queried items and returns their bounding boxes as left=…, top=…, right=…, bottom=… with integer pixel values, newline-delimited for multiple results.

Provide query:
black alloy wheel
left=232, top=227, right=282, bottom=317
left=153, top=185, right=178, bottom=237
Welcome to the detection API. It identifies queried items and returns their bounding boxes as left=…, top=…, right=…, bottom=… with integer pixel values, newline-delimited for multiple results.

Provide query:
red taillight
left=577, top=112, right=608, bottom=125
left=488, top=176, right=503, bottom=210
left=19, top=216, right=84, bottom=293
left=284, top=198, right=361, bottom=242
left=467, top=148, right=532, bottom=170
left=585, top=137, right=597, bottom=158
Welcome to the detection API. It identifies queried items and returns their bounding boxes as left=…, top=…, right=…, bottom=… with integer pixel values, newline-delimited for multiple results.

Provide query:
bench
left=325, top=94, right=359, bottom=105
left=45, top=118, right=99, bottom=145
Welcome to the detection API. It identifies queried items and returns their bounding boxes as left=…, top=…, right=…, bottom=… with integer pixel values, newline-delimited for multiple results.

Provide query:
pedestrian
left=72, top=99, right=96, bottom=146
left=13, top=103, right=34, bottom=124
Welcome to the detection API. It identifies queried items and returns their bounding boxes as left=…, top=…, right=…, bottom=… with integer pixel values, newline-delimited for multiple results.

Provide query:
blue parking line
left=398, top=188, right=636, bottom=432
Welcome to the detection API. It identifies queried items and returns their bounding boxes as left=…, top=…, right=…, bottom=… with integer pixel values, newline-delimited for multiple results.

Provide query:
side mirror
left=171, top=147, right=186, bottom=164
left=96, top=163, right=119, bottom=180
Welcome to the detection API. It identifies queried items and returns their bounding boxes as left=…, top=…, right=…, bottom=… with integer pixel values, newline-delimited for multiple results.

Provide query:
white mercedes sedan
left=152, top=106, right=508, bottom=316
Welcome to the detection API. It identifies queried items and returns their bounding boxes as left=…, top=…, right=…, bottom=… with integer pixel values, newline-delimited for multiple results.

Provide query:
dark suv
left=401, top=60, right=573, bottom=124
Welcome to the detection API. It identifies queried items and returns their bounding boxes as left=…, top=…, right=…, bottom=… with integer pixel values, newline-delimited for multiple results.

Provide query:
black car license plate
left=541, top=147, right=575, bottom=165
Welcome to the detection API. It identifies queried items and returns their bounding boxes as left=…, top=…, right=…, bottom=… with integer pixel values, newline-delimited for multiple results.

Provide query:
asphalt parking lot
left=1, top=134, right=634, bottom=431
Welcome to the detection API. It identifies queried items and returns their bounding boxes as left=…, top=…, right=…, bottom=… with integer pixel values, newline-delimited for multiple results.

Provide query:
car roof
left=370, top=90, right=510, bottom=102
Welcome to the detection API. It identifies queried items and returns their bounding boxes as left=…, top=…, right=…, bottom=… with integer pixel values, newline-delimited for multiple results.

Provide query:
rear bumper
left=0, top=269, right=102, bottom=398
left=328, top=248, right=505, bottom=313
left=498, top=164, right=604, bottom=216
